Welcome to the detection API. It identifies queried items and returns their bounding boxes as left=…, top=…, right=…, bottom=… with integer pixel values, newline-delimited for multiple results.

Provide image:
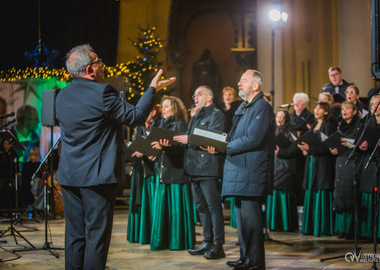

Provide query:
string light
left=0, top=26, right=164, bottom=104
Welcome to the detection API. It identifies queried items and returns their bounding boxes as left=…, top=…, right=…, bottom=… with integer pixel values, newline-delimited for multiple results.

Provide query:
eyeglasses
left=192, top=93, right=202, bottom=100
left=88, top=58, right=103, bottom=66
left=345, top=90, right=356, bottom=94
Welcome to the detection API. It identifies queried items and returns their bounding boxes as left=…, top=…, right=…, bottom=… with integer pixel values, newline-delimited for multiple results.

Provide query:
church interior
left=0, top=0, right=379, bottom=269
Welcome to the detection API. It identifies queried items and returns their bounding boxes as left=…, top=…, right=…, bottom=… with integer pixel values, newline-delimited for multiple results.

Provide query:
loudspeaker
left=372, top=0, right=380, bottom=79
left=41, top=89, right=59, bottom=126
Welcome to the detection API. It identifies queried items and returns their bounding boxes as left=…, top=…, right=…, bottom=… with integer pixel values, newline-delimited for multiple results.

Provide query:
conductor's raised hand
left=150, top=69, right=176, bottom=91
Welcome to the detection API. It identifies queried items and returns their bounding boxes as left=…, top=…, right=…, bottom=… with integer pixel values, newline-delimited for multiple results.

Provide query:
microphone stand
left=0, top=131, right=35, bottom=249
left=12, top=136, right=64, bottom=258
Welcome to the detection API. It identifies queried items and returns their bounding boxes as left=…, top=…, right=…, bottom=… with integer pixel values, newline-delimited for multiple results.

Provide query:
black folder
left=275, top=132, right=297, bottom=148
left=189, top=127, right=228, bottom=153
left=295, top=130, right=325, bottom=149
left=128, top=136, right=161, bottom=157
left=322, top=131, right=351, bottom=154
left=361, top=126, right=380, bottom=148
left=147, top=127, right=184, bottom=146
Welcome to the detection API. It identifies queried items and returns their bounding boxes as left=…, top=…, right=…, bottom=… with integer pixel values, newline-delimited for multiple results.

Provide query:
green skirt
left=358, top=192, right=380, bottom=238
left=301, top=157, right=334, bottom=236
left=334, top=212, right=353, bottom=234
left=267, top=190, right=298, bottom=232
left=127, top=175, right=156, bottom=244
left=226, top=197, right=237, bottom=228
left=150, top=181, right=195, bottom=250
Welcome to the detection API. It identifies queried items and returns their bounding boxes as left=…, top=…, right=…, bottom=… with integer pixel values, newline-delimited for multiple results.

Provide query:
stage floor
left=0, top=207, right=375, bottom=269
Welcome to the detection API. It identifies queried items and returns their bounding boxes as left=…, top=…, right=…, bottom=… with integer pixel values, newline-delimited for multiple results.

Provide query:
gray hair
left=246, top=69, right=264, bottom=90
left=293, top=92, right=310, bottom=106
left=65, top=44, right=93, bottom=78
left=198, top=85, right=214, bottom=99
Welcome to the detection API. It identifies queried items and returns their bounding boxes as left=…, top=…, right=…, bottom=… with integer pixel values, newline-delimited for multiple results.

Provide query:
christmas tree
left=105, top=26, right=164, bottom=105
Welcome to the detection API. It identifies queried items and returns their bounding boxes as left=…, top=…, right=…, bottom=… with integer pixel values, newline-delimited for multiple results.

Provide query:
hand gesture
left=150, top=69, right=176, bottom=91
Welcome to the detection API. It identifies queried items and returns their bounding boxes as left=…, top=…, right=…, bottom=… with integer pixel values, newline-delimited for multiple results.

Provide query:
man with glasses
left=55, top=44, right=175, bottom=270
left=174, top=85, right=225, bottom=259
left=321, top=66, right=353, bottom=101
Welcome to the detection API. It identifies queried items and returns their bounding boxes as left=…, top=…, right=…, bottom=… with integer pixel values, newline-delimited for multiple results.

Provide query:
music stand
left=0, top=131, right=35, bottom=248
left=12, top=136, right=63, bottom=258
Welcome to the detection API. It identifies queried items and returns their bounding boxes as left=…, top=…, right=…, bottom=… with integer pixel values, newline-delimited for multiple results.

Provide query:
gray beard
left=238, top=92, right=247, bottom=100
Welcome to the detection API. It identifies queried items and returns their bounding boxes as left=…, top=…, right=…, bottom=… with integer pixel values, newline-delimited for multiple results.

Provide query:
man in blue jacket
left=222, top=70, right=275, bottom=270
left=55, top=44, right=175, bottom=270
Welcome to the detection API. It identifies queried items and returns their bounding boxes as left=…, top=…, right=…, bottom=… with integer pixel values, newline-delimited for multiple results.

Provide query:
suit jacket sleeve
left=102, top=85, right=156, bottom=126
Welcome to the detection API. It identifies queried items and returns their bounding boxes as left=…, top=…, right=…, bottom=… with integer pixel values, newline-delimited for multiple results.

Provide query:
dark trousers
left=235, top=197, right=265, bottom=267
left=191, top=178, right=224, bottom=245
left=61, top=184, right=116, bottom=270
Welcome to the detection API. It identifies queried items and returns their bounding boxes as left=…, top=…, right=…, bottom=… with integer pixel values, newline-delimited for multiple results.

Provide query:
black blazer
left=184, top=104, right=225, bottom=179
left=55, top=78, right=156, bottom=187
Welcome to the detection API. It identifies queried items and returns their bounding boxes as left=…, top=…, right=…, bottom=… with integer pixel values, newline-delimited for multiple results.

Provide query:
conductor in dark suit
left=55, top=44, right=175, bottom=270
left=222, top=70, right=275, bottom=270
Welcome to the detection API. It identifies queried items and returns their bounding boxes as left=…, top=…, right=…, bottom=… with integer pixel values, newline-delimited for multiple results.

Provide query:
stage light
left=269, top=9, right=281, bottom=22
left=268, top=3, right=288, bottom=108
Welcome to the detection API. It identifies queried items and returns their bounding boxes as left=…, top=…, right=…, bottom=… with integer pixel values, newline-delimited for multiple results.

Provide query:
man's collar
left=244, top=91, right=263, bottom=106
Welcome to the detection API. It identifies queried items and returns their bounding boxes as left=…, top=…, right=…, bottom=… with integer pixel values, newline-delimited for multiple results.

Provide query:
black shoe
left=188, top=241, right=213, bottom=255
left=226, top=259, right=245, bottom=267
left=203, top=244, right=225, bottom=259
left=234, top=264, right=263, bottom=270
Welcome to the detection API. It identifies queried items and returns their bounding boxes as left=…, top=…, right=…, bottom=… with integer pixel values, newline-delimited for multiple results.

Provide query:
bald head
left=193, top=86, right=214, bottom=109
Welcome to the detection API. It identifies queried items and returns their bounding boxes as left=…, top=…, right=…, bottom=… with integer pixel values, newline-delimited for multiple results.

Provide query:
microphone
left=119, top=91, right=125, bottom=101
left=0, top=118, right=16, bottom=129
left=279, top=103, right=296, bottom=108
left=0, top=112, right=15, bottom=119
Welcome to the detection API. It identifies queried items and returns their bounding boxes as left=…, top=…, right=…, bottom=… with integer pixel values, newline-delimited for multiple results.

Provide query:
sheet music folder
left=128, top=136, right=161, bottom=157
left=322, top=132, right=350, bottom=154
left=295, top=130, right=325, bottom=149
left=0, top=130, right=27, bottom=150
left=361, top=126, right=380, bottom=148
left=275, top=132, right=296, bottom=148
left=148, top=127, right=184, bottom=145
left=189, top=127, right=228, bottom=152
